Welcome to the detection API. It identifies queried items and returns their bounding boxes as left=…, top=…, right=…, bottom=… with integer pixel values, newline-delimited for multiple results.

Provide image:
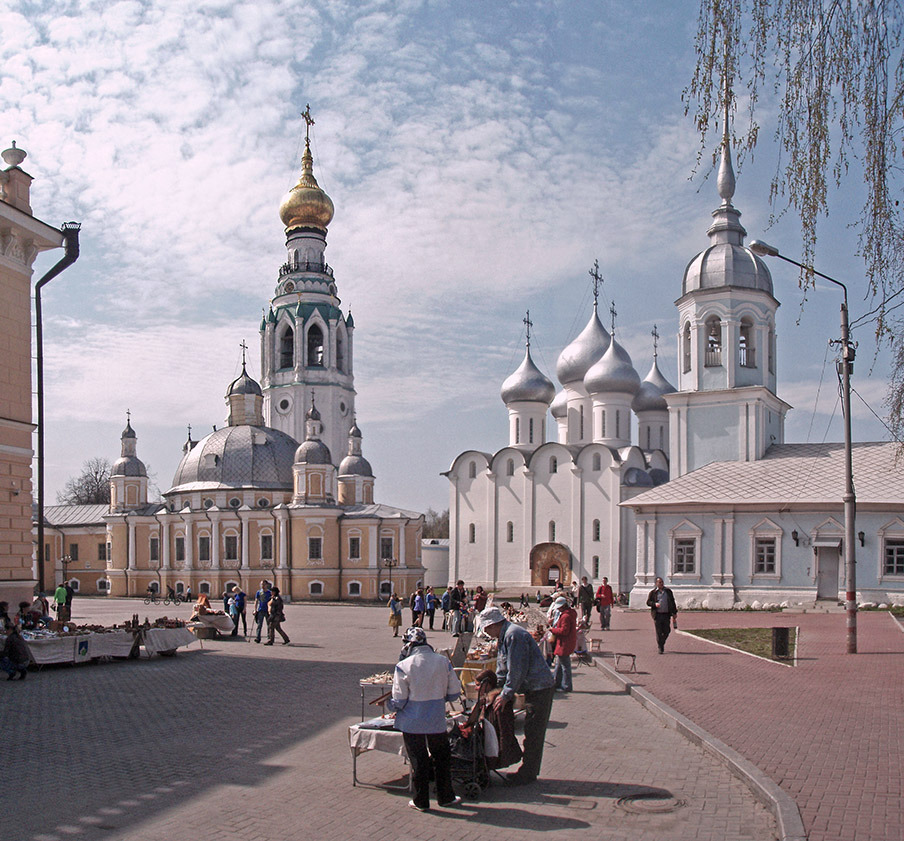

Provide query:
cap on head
left=478, top=607, right=506, bottom=629
left=553, top=596, right=569, bottom=608
left=402, top=627, right=428, bottom=646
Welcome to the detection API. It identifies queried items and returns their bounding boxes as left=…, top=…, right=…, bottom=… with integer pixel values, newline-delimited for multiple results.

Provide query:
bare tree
left=57, top=457, right=112, bottom=505
left=423, top=507, right=449, bottom=539
left=685, top=1, right=904, bottom=440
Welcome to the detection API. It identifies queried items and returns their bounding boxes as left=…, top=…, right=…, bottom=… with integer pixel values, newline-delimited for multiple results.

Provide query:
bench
left=588, top=638, right=636, bottom=673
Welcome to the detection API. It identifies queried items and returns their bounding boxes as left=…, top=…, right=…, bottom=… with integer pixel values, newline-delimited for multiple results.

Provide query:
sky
left=4, top=0, right=894, bottom=514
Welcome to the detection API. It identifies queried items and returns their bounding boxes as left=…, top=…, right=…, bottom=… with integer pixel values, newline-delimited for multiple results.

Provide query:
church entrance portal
left=530, top=542, right=572, bottom=587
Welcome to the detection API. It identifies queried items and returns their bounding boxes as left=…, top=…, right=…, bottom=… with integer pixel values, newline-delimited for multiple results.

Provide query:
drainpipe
left=35, top=222, right=81, bottom=594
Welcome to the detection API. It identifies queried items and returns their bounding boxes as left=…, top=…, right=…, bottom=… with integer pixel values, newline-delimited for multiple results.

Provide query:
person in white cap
left=387, top=627, right=462, bottom=811
left=478, top=606, right=555, bottom=785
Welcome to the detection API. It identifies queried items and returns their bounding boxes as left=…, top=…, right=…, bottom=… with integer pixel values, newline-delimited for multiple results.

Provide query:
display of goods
left=360, top=671, right=394, bottom=684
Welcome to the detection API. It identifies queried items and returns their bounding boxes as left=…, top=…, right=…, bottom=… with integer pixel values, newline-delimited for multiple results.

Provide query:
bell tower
left=261, top=106, right=356, bottom=464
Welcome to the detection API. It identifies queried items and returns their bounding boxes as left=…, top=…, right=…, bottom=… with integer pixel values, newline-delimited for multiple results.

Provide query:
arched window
left=506, top=521, right=514, bottom=542
left=601, top=410, right=606, bottom=438
left=768, top=327, right=775, bottom=374
left=592, top=452, right=601, bottom=471
left=682, top=322, right=692, bottom=373
left=646, top=426, right=651, bottom=449
left=515, top=417, right=520, bottom=444
left=348, top=581, right=361, bottom=596
left=379, top=580, right=391, bottom=597
left=309, top=581, right=323, bottom=595
left=739, top=318, right=755, bottom=368
left=506, top=459, right=514, bottom=476
left=579, top=405, right=584, bottom=439
left=279, top=326, right=294, bottom=369
left=468, top=523, right=476, bottom=543
left=307, top=324, right=324, bottom=367
left=147, top=581, right=159, bottom=593
left=615, top=410, right=621, bottom=439
left=199, top=581, right=211, bottom=594
left=659, top=425, right=665, bottom=449
left=548, top=520, right=556, bottom=542
left=529, top=417, right=534, bottom=443
left=592, top=519, right=600, bottom=541
left=592, top=556, right=599, bottom=578
left=550, top=456, right=558, bottom=474
left=468, top=462, right=476, bottom=479
left=705, top=316, right=722, bottom=366
left=336, top=331, right=346, bottom=372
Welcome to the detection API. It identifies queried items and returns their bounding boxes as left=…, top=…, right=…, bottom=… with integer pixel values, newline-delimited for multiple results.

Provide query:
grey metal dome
left=295, top=439, right=332, bottom=465
left=501, top=348, right=555, bottom=405
left=556, top=307, right=610, bottom=385
left=226, top=364, right=262, bottom=397
left=584, top=336, right=640, bottom=396
left=683, top=243, right=773, bottom=295
left=550, top=389, right=567, bottom=419
left=121, top=419, right=137, bottom=439
left=339, top=454, right=373, bottom=476
left=169, top=425, right=298, bottom=492
left=632, top=358, right=676, bottom=413
left=349, top=420, right=362, bottom=438
left=111, top=456, right=147, bottom=478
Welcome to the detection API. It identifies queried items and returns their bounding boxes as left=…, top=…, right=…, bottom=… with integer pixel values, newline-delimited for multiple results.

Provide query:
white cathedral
left=447, top=138, right=904, bottom=608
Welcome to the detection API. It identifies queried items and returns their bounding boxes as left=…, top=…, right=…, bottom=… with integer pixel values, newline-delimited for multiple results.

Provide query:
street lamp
left=749, top=239, right=858, bottom=654
left=382, top=557, right=398, bottom=601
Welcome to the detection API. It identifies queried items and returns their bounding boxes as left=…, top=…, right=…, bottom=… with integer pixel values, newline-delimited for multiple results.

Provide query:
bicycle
left=143, top=591, right=184, bottom=606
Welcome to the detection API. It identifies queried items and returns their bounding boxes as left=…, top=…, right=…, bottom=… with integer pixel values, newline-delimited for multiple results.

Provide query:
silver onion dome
left=295, top=438, right=332, bottom=465
left=632, top=358, right=676, bottom=413
left=169, top=425, right=298, bottom=492
left=501, top=348, right=555, bottom=406
left=550, top=389, right=567, bottom=419
left=339, top=454, right=373, bottom=476
left=111, top=455, right=147, bottom=478
left=556, top=308, right=610, bottom=385
left=226, top=364, right=262, bottom=397
left=584, top=335, right=641, bottom=396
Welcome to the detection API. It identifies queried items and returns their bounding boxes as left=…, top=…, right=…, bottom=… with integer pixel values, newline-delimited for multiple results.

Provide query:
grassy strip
left=685, top=627, right=796, bottom=663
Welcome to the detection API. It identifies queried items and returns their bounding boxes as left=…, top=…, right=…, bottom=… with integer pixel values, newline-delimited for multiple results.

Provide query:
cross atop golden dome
left=279, top=105, right=335, bottom=234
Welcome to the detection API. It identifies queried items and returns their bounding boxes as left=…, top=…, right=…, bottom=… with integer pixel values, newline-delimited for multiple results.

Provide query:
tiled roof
left=342, top=503, right=423, bottom=519
left=627, top=441, right=904, bottom=508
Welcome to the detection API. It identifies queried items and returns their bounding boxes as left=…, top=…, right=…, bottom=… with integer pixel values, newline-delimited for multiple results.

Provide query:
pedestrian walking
left=388, top=592, right=403, bottom=636
left=595, top=577, right=615, bottom=630
left=387, top=627, right=462, bottom=811
left=230, top=585, right=247, bottom=637
left=577, top=576, right=595, bottom=624
left=646, top=577, right=677, bottom=654
left=425, top=587, right=437, bottom=630
left=449, top=580, right=468, bottom=636
left=265, top=586, right=290, bottom=645
left=440, top=585, right=452, bottom=630
left=253, top=579, right=272, bottom=643
left=412, top=587, right=426, bottom=626
left=53, top=582, right=68, bottom=622
left=478, top=606, right=555, bottom=786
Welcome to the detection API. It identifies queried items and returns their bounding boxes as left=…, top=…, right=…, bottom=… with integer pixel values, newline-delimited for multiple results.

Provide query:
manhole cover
left=616, top=794, right=685, bottom=814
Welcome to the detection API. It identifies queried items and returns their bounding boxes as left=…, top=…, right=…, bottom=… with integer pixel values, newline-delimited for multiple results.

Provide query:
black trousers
left=231, top=609, right=247, bottom=636
left=517, top=686, right=555, bottom=780
left=654, top=612, right=672, bottom=651
left=403, top=731, right=455, bottom=809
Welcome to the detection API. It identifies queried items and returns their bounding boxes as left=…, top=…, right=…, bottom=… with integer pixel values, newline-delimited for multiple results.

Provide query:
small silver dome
left=501, top=349, right=555, bottom=405
left=556, top=308, right=610, bottom=385
left=349, top=421, right=362, bottom=438
left=550, top=389, right=567, bottom=419
left=111, top=456, right=147, bottom=478
left=226, top=365, right=262, bottom=397
left=295, top=439, right=332, bottom=465
left=632, top=358, right=676, bottom=413
left=169, top=425, right=298, bottom=491
left=584, top=336, right=640, bottom=396
left=121, top=419, right=137, bottom=439
left=683, top=243, right=773, bottom=295
left=339, top=454, right=373, bottom=476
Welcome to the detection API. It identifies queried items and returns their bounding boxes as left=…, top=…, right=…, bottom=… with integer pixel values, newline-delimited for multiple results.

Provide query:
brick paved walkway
left=2, top=599, right=775, bottom=841
left=591, top=606, right=904, bottom=841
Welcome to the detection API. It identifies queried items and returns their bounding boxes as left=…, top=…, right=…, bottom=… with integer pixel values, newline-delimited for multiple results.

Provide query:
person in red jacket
left=595, top=577, right=615, bottom=630
left=548, top=596, right=577, bottom=692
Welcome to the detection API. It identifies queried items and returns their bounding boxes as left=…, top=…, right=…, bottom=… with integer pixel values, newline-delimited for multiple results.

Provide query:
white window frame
left=878, top=519, right=904, bottom=580
left=223, top=529, right=239, bottom=561
left=309, top=580, right=324, bottom=596
left=96, top=577, right=111, bottom=592
left=199, top=581, right=211, bottom=594
left=749, top=518, right=783, bottom=580
left=669, top=520, right=703, bottom=580
left=348, top=531, right=362, bottom=560
left=347, top=580, right=362, bottom=597
left=260, top=530, right=274, bottom=561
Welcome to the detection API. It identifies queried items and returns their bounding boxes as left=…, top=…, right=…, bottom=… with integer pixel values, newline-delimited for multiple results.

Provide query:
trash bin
left=771, top=627, right=790, bottom=658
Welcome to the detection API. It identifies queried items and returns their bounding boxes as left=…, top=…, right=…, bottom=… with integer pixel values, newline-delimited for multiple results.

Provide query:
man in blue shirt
left=230, top=585, right=247, bottom=637
left=253, top=580, right=271, bottom=644
left=479, top=606, right=555, bottom=785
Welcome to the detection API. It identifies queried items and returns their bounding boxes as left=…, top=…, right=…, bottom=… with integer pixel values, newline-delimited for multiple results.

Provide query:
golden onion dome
left=279, top=139, right=334, bottom=233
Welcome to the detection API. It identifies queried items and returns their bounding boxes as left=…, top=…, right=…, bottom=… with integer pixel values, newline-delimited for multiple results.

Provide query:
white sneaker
left=438, top=796, right=462, bottom=807
left=408, top=800, right=429, bottom=812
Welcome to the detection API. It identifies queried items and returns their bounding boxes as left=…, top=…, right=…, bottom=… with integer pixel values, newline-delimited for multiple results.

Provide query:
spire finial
left=589, top=259, right=603, bottom=312
left=239, top=339, right=248, bottom=369
left=523, top=310, right=533, bottom=349
left=301, top=104, right=315, bottom=144
left=126, top=408, right=131, bottom=423
left=187, top=423, right=192, bottom=439
left=717, top=76, right=736, bottom=204
left=652, top=324, right=660, bottom=359
left=609, top=301, right=617, bottom=335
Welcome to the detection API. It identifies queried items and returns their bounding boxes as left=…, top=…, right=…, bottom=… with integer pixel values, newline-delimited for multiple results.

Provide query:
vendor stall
left=142, top=626, right=197, bottom=656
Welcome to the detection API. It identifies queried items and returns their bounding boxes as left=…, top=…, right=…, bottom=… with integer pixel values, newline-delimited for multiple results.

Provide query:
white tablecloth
left=190, top=614, right=236, bottom=633
left=142, top=627, right=197, bottom=656
left=348, top=723, right=407, bottom=758
left=87, top=631, right=138, bottom=658
left=25, top=636, right=79, bottom=664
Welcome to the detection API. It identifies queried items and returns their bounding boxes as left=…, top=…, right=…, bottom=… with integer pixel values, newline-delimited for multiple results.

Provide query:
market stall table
left=348, top=720, right=411, bottom=791
left=141, top=627, right=197, bottom=657
left=188, top=614, right=236, bottom=638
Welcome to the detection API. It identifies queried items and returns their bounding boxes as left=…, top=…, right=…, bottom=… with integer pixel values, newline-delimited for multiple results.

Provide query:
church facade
left=447, top=136, right=904, bottom=607
left=40, top=122, right=425, bottom=601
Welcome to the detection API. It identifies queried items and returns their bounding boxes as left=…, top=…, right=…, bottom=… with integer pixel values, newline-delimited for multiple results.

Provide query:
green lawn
left=685, top=626, right=797, bottom=663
